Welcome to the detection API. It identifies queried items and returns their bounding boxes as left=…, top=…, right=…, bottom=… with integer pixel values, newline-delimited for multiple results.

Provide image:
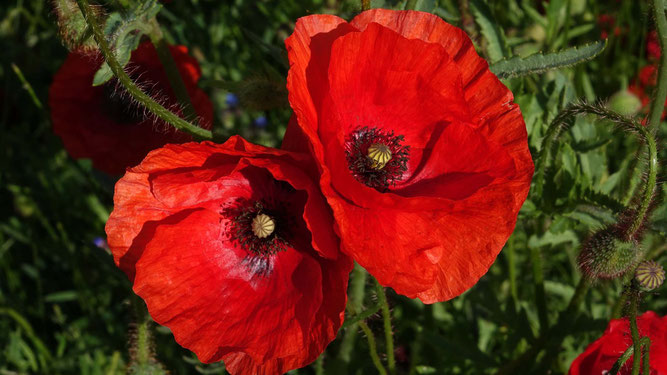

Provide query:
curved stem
left=535, top=103, right=658, bottom=238
left=648, top=0, right=667, bottom=130
left=626, top=122, right=657, bottom=237
left=75, top=0, right=212, bottom=140
left=148, top=18, right=199, bottom=124
left=375, top=279, right=396, bottom=375
left=359, top=321, right=388, bottom=375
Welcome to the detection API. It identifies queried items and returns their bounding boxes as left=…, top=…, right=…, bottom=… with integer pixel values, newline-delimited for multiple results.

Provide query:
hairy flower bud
left=635, top=260, right=665, bottom=291
left=577, top=225, right=639, bottom=280
left=52, top=0, right=99, bottom=52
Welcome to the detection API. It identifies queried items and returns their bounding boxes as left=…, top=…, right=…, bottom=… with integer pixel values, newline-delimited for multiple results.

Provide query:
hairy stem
left=76, top=0, right=212, bottom=140
left=628, top=289, right=641, bottom=375
left=609, top=345, right=635, bottom=375
left=338, top=264, right=368, bottom=361
left=648, top=0, right=667, bottom=130
left=359, top=321, right=388, bottom=375
left=534, top=103, right=658, bottom=238
left=375, top=279, right=396, bottom=375
left=148, top=18, right=199, bottom=124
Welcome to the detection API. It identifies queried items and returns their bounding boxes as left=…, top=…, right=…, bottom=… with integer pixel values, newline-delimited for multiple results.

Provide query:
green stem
left=75, top=0, right=212, bottom=140
left=530, top=245, right=549, bottom=334
left=375, top=279, right=396, bottom=375
left=338, top=263, right=368, bottom=362
left=626, top=121, right=657, bottom=237
left=361, top=0, right=371, bottom=11
left=148, top=18, right=199, bottom=124
left=132, top=296, right=152, bottom=366
left=405, top=0, right=417, bottom=9
left=642, top=337, right=651, bottom=375
left=628, top=289, right=641, bottom=375
left=648, top=0, right=667, bottom=130
left=507, top=235, right=518, bottom=306
left=11, top=63, right=43, bottom=109
left=535, top=103, right=658, bottom=238
left=342, top=303, right=381, bottom=329
left=359, top=321, right=388, bottom=375
left=609, top=345, right=634, bottom=375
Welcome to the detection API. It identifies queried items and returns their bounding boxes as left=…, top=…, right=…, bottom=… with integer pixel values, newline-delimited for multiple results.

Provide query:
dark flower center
left=345, top=126, right=410, bottom=191
left=226, top=200, right=291, bottom=257
left=101, top=81, right=146, bottom=124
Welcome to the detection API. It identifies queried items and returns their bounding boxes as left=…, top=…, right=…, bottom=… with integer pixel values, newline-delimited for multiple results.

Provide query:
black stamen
left=345, top=126, right=410, bottom=191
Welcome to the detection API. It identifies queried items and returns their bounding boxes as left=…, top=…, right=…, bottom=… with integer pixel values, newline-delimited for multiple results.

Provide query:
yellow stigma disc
left=251, top=214, right=275, bottom=239
left=367, top=143, right=392, bottom=169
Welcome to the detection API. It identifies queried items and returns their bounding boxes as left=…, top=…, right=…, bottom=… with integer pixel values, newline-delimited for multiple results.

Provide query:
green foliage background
left=0, top=0, right=665, bottom=374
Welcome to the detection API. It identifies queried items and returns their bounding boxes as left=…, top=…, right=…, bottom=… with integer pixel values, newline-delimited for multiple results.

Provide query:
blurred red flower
left=569, top=311, right=667, bottom=375
left=105, top=136, right=351, bottom=373
left=629, top=65, right=666, bottom=121
left=647, top=30, right=661, bottom=61
left=49, top=41, right=213, bottom=175
left=282, top=9, right=533, bottom=303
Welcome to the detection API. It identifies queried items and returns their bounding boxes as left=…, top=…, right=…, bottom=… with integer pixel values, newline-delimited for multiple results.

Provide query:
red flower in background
left=49, top=41, right=213, bottom=175
left=569, top=311, right=667, bottom=375
left=283, top=9, right=533, bottom=303
left=105, top=136, right=351, bottom=374
left=647, top=30, right=661, bottom=61
left=629, top=65, right=666, bottom=121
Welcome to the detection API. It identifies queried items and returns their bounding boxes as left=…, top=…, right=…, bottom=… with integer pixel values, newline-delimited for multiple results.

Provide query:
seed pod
left=635, top=260, right=665, bottom=291
left=577, top=225, right=639, bottom=280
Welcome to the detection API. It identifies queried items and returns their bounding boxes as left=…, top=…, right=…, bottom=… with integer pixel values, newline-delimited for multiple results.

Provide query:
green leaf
left=92, top=0, right=162, bottom=86
left=470, top=0, right=508, bottom=62
left=489, top=40, right=607, bottom=79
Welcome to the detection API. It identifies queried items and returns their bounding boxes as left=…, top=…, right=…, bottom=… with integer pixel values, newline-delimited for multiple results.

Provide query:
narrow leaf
left=490, top=40, right=607, bottom=79
left=470, top=0, right=508, bottom=62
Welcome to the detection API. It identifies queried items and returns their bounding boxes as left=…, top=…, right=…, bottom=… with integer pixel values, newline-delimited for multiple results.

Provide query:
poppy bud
left=52, top=0, right=98, bottom=52
left=607, top=89, right=642, bottom=117
left=635, top=260, right=665, bottom=291
left=577, top=225, right=639, bottom=280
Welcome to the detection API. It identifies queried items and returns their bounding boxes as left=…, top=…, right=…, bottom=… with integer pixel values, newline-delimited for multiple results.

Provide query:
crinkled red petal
left=568, top=311, right=667, bottom=375
left=106, top=137, right=351, bottom=373
left=284, top=10, right=533, bottom=302
left=49, top=41, right=213, bottom=175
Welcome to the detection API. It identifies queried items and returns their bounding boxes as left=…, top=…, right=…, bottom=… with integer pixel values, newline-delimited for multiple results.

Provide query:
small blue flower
left=253, top=116, right=268, bottom=128
left=94, top=237, right=109, bottom=249
left=225, top=93, right=239, bottom=108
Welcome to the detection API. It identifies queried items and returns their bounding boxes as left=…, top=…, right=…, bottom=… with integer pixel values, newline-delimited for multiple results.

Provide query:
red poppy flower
left=105, top=136, right=352, bottom=373
left=282, top=9, right=533, bottom=303
left=49, top=41, right=213, bottom=175
left=629, top=65, right=666, bottom=122
left=569, top=311, right=667, bottom=375
left=647, top=30, right=661, bottom=61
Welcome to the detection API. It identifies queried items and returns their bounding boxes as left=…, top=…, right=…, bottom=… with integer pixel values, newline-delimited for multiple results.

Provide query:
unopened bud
left=607, top=90, right=642, bottom=117
left=52, top=0, right=98, bottom=52
left=577, top=226, right=639, bottom=280
left=635, top=260, right=664, bottom=291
